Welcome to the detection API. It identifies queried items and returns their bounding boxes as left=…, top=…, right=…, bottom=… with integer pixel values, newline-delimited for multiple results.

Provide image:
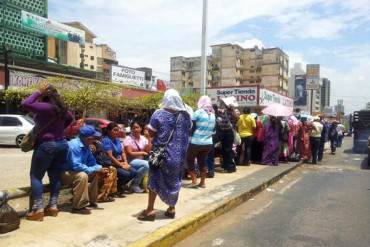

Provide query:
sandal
left=164, top=210, right=176, bottom=219
left=185, top=183, right=199, bottom=189
left=137, top=210, right=156, bottom=221
left=98, top=196, right=116, bottom=203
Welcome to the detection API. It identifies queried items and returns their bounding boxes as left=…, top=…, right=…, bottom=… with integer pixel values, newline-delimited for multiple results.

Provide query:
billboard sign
left=306, top=64, right=320, bottom=90
left=111, top=65, right=146, bottom=88
left=207, top=87, right=258, bottom=107
left=259, top=89, right=294, bottom=108
left=294, top=75, right=307, bottom=106
left=21, top=10, right=85, bottom=45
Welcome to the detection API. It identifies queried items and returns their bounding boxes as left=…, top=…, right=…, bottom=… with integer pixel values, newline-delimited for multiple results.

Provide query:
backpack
left=0, top=192, right=20, bottom=234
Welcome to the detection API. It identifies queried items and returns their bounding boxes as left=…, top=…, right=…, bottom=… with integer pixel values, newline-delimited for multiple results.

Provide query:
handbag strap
left=34, top=116, right=58, bottom=138
left=132, top=135, right=142, bottom=151
left=163, top=112, right=181, bottom=147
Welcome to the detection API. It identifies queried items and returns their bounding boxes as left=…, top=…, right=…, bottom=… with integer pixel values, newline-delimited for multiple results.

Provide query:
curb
left=128, top=162, right=302, bottom=247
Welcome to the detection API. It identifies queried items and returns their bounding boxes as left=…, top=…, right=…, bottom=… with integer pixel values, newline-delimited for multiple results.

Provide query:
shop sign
left=21, top=10, right=85, bottom=45
left=111, top=65, right=146, bottom=88
left=207, top=87, right=258, bottom=107
left=259, top=89, right=293, bottom=108
left=9, top=71, right=45, bottom=88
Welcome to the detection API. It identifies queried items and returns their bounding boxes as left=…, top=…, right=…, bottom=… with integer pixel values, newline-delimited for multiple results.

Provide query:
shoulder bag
left=148, top=113, right=181, bottom=170
left=20, top=117, right=57, bottom=152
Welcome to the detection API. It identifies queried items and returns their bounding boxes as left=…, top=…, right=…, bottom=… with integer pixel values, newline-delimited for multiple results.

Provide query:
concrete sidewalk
left=0, top=163, right=300, bottom=247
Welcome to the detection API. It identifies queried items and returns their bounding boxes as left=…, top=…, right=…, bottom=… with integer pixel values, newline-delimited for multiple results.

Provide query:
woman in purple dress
left=138, top=89, right=191, bottom=221
left=262, top=116, right=280, bottom=166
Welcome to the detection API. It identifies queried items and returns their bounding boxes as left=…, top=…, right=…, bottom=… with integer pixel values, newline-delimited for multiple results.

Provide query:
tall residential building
left=366, top=102, right=370, bottom=110
left=335, top=99, right=345, bottom=113
left=48, top=22, right=118, bottom=81
left=170, top=56, right=212, bottom=93
left=321, top=78, right=331, bottom=109
left=170, top=43, right=289, bottom=95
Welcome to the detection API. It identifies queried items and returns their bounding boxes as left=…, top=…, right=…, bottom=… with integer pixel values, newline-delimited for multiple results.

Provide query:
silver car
left=0, top=115, right=34, bottom=147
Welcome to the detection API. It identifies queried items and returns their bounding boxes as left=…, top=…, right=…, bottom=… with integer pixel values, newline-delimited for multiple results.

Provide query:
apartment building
left=170, top=43, right=289, bottom=95
left=321, top=78, right=331, bottom=109
left=170, top=56, right=211, bottom=93
left=47, top=22, right=117, bottom=81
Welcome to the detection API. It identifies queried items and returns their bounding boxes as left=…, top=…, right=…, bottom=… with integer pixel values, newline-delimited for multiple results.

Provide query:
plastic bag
left=0, top=191, right=20, bottom=234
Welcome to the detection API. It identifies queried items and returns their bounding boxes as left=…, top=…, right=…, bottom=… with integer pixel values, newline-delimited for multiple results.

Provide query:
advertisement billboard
left=294, top=75, right=307, bottom=106
left=21, top=10, right=85, bottom=45
left=111, top=65, right=146, bottom=88
left=259, top=89, right=294, bottom=108
left=306, top=64, right=320, bottom=90
left=207, top=87, right=258, bottom=107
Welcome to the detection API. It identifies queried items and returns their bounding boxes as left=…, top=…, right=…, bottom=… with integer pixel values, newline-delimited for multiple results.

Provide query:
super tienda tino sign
left=207, top=87, right=258, bottom=107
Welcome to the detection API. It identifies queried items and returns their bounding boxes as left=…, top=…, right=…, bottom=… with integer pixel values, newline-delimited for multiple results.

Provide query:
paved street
left=176, top=137, right=370, bottom=247
left=0, top=146, right=34, bottom=190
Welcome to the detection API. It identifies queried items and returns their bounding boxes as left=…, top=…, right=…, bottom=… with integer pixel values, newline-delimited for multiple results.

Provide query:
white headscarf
left=161, top=89, right=187, bottom=112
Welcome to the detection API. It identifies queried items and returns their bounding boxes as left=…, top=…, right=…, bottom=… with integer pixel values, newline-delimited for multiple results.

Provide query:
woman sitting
left=102, top=122, right=137, bottom=195
left=123, top=121, right=151, bottom=193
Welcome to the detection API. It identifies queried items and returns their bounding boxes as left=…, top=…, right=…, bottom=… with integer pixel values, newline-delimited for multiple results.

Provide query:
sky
left=49, top=0, right=370, bottom=113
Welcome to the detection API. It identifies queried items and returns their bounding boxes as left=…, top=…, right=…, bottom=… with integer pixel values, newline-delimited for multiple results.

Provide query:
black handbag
left=148, top=113, right=181, bottom=170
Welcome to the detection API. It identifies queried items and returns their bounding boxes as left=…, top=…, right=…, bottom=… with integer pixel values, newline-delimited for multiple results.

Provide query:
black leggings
left=187, top=144, right=212, bottom=173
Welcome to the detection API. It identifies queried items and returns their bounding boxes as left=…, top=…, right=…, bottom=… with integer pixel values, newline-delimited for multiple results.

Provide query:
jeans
left=220, top=129, right=236, bottom=172
left=318, top=139, right=325, bottom=161
left=30, top=140, right=69, bottom=209
left=129, top=159, right=149, bottom=187
left=330, top=139, right=337, bottom=154
left=338, top=135, right=344, bottom=147
left=116, top=167, right=137, bottom=191
left=237, top=136, right=254, bottom=165
left=205, top=146, right=215, bottom=177
left=310, top=137, right=321, bottom=164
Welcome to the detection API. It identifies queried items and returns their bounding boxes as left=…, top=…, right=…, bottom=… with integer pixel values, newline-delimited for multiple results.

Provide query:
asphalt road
left=176, top=137, right=370, bottom=247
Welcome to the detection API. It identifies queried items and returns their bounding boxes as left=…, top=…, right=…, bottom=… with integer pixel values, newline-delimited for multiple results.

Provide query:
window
left=85, top=55, right=88, bottom=58
left=90, top=65, right=94, bottom=70
left=90, top=56, right=94, bottom=61
left=0, top=117, right=22, bottom=127
left=90, top=45, right=94, bottom=49
left=84, top=64, right=88, bottom=67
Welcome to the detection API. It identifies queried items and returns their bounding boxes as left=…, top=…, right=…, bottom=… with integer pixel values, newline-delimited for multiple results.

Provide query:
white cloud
left=236, top=38, right=265, bottom=49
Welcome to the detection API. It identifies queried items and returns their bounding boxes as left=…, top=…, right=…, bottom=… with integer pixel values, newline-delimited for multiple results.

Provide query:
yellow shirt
left=237, top=114, right=256, bottom=138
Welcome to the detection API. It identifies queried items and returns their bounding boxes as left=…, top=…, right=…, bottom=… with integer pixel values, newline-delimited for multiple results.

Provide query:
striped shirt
left=191, top=109, right=216, bottom=145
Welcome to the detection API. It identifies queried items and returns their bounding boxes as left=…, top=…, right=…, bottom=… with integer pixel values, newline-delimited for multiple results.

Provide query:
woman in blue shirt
left=102, top=122, right=136, bottom=195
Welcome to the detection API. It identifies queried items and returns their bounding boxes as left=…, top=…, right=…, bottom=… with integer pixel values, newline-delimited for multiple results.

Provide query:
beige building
left=170, top=56, right=212, bottom=94
left=170, top=43, right=289, bottom=95
left=47, top=22, right=117, bottom=81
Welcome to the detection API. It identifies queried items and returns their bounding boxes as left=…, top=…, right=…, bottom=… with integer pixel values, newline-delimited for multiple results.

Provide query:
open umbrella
left=261, top=104, right=293, bottom=117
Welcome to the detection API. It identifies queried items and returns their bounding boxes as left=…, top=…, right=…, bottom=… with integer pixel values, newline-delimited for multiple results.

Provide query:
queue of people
left=21, top=84, right=345, bottom=222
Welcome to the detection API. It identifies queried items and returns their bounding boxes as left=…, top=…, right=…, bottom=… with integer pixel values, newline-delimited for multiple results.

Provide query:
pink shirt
left=123, top=135, right=148, bottom=161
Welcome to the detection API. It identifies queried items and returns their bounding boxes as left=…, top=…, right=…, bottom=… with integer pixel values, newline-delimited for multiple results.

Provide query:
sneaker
left=131, top=186, right=144, bottom=193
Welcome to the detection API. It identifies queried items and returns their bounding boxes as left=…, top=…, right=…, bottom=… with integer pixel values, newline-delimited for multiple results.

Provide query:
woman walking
left=21, top=84, right=72, bottom=221
left=186, top=96, right=216, bottom=188
left=329, top=121, right=339, bottom=155
left=138, top=89, right=191, bottom=221
left=261, top=116, right=280, bottom=166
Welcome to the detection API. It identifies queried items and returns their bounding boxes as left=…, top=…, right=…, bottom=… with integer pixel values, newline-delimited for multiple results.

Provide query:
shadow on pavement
left=0, top=145, right=19, bottom=149
left=343, top=149, right=354, bottom=154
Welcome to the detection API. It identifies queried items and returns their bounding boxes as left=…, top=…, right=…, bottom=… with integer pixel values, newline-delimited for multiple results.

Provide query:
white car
left=0, top=115, right=34, bottom=147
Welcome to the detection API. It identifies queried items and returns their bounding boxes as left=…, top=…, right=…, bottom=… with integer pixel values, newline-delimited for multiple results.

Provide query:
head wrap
left=197, top=95, right=214, bottom=115
left=161, top=89, right=187, bottom=112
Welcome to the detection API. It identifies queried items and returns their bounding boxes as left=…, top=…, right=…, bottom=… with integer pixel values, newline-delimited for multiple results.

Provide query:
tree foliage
left=0, top=77, right=200, bottom=115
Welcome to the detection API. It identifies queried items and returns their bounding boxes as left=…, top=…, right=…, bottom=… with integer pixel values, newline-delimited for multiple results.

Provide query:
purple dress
left=148, top=109, right=191, bottom=207
left=262, top=122, right=280, bottom=166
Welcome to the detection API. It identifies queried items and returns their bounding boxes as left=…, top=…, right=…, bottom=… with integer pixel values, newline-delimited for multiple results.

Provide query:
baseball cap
left=79, top=125, right=102, bottom=138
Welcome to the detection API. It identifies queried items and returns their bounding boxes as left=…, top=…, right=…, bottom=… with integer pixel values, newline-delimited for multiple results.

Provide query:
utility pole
left=200, top=0, right=208, bottom=95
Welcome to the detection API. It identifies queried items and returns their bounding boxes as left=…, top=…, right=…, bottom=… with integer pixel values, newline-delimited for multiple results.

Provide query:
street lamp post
left=200, top=0, right=208, bottom=95
left=3, top=45, right=11, bottom=114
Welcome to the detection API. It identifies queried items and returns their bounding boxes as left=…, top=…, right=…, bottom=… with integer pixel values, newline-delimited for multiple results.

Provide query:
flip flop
left=137, top=210, right=156, bottom=221
left=164, top=210, right=176, bottom=219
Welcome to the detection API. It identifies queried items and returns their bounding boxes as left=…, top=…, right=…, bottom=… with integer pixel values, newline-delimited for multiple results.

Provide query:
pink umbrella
left=261, top=104, right=293, bottom=117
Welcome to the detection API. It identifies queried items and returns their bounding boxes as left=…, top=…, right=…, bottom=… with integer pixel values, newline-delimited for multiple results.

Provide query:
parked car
left=64, top=117, right=127, bottom=139
left=0, top=115, right=34, bottom=147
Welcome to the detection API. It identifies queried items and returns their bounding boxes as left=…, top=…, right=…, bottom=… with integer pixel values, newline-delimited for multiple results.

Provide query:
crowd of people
left=21, top=84, right=346, bottom=222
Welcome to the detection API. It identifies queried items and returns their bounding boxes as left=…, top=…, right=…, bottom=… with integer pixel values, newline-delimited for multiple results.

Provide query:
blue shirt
left=191, top=109, right=216, bottom=145
left=102, top=136, right=123, bottom=160
left=64, top=137, right=101, bottom=175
